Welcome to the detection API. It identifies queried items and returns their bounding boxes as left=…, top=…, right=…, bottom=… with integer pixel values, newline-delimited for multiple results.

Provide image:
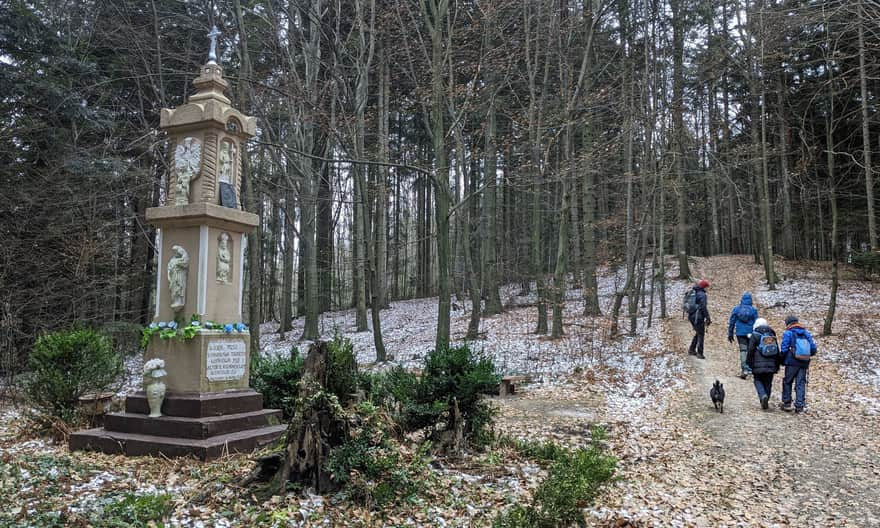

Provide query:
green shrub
left=326, top=334, right=359, bottom=403
left=493, top=429, right=616, bottom=528
left=250, top=348, right=304, bottom=419
left=359, top=345, right=499, bottom=448
left=405, top=344, right=499, bottom=446
left=359, top=366, right=420, bottom=424
left=97, top=492, right=172, bottom=527
left=22, top=328, right=122, bottom=423
left=324, top=402, right=425, bottom=508
left=499, top=436, right=568, bottom=464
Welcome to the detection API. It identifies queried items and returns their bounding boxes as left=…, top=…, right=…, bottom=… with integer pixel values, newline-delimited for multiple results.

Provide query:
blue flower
left=149, top=323, right=157, bottom=329
left=235, top=322, right=246, bottom=332
left=158, top=321, right=167, bottom=328
left=190, top=321, right=201, bottom=327
left=224, top=323, right=233, bottom=333
left=168, top=321, right=179, bottom=329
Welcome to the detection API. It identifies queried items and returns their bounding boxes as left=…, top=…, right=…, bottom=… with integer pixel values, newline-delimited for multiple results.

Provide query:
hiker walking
left=686, top=279, right=711, bottom=359
left=746, top=318, right=782, bottom=410
left=779, top=315, right=818, bottom=413
left=728, top=292, right=759, bottom=379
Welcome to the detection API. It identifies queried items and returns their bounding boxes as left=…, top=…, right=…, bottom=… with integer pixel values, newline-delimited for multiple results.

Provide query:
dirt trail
left=495, top=256, right=880, bottom=526
left=666, top=256, right=880, bottom=527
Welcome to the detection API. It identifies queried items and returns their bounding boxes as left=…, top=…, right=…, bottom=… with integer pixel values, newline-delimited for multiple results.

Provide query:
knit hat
left=753, top=318, right=768, bottom=329
left=697, top=279, right=710, bottom=289
left=785, top=315, right=799, bottom=326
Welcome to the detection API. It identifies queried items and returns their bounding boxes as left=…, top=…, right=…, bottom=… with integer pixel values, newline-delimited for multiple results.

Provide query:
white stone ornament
left=143, top=358, right=167, bottom=418
left=167, top=245, right=190, bottom=312
left=174, top=137, right=202, bottom=205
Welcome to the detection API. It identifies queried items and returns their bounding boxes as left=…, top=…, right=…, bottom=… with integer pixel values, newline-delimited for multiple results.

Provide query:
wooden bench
left=499, top=375, right=531, bottom=397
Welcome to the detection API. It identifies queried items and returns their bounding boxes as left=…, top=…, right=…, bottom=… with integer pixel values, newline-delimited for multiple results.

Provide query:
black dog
left=710, top=380, right=725, bottom=413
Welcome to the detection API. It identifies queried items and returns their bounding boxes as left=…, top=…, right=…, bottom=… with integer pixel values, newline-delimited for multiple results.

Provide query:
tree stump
left=261, top=341, right=351, bottom=494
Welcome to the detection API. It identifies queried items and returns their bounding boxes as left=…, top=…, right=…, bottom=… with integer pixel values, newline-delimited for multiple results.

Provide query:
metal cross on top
left=207, top=26, right=221, bottom=65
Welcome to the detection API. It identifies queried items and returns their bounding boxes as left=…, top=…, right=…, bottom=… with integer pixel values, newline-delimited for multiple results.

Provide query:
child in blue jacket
left=779, top=315, right=818, bottom=413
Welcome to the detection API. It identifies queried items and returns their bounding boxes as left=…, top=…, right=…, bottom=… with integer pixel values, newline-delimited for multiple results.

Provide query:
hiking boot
left=761, top=395, right=769, bottom=410
left=688, top=348, right=697, bottom=356
left=697, top=354, right=705, bottom=359
left=795, top=407, right=806, bottom=414
left=740, top=372, right=748, bottom=380
left=780, top=402, right=793, bottom=412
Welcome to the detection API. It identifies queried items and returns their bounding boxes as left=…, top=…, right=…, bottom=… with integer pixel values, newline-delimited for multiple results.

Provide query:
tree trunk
left=421, top=0, right=452, bottom=350
left=317, top=155, right=334, bottom=313
left=376, top=50, right=390, bottom=310
left=858, top=3, right=878, bottom=251
left=280, top=192, right=295, bottom=335
left=777, top=74, right=794, bottom=259
left=757, top=2, right=775, bottom=289
left=481, top=100, right=503, bottom=316
left=582, top=124, right=601, bottom=316
left=671, top=0, right=691, bottom=279
left=353, top=157, right=368, bottom=332
left=551, top=180, right=569, bottom=338
left=300, top=181, right=319, bottom=340
left=298, top=0, right=322, bottom=341
left=824, top=183, right=838, bottom=336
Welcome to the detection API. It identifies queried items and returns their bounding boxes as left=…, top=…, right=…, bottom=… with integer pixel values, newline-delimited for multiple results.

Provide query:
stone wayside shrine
left=70, top=29, right=285, bottom=459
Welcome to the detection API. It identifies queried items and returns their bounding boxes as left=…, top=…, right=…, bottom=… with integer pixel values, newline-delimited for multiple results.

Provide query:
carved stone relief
left=167, top=245, right=190, bottom=312
left=218, top=140, right=236, bottom=185
left=216, top=232, right=232, bottom=284
left=173, top=137, right=201, bottom=205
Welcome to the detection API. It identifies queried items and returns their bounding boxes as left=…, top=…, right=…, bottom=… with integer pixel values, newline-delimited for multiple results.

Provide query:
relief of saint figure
left=174, top=137, right=202, bottom=205
left=218, top=140, right=235, bottom=185
left=217, top=232, right=231, bottom=284
left=167, top=245, right=190, bottom=312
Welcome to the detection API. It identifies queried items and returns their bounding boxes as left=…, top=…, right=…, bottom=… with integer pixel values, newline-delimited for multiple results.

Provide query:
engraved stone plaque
left=205, top=340, right=246, bottom=381
left=219, top=181, right=237, bottom=208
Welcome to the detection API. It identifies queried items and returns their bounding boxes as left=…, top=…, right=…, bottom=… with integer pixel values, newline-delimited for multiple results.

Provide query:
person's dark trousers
left=688, top=320, right=705, bottom=357
left=737, top=336, right=752, bottom=374
left=782, top=364, right=808, bottom=410
left=753, top=373, right=774, bottom=400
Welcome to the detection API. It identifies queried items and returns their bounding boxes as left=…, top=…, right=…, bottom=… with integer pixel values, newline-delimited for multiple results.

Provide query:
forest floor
left=580, top=256, right=880, bottom=527
left=2, top=256, right=880, bottom=526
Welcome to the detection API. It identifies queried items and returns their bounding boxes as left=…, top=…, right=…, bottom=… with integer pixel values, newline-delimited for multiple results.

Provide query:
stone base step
left=125, top=389, right=263, bottom=418
left=69, top=424, right=286, bottom=460
left=104, top=409, right=282, bottom=439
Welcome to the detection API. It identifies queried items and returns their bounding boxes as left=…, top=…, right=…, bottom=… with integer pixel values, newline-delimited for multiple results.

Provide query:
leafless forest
left=3, top=0, right=880, bottom=369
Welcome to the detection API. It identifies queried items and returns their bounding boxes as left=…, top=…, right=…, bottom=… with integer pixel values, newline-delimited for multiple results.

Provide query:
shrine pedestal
left=70, top=331, right=284, bottom=460
left=146, top=331, right=251, bottom=393
left=69, top=390, right=284, bottom=460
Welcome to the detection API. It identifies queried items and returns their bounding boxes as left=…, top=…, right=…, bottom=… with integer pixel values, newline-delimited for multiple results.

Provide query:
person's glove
left=728, top=335, right=734, bottom=343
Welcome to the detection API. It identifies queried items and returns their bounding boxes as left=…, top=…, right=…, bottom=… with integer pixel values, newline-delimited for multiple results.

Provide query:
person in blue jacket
left=779, top=315, right=818, bottom=413
left=728, top=292, right=759, bottom=379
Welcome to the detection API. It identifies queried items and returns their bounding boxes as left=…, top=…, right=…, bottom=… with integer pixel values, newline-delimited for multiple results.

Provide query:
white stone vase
left=145, top=378, right=166, bottom=418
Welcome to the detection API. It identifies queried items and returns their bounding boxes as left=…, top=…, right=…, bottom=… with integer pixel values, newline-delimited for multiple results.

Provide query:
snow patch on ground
left=258, top=266, right=688, bottom=425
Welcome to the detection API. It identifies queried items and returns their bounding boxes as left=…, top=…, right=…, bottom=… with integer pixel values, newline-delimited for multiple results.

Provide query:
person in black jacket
left=687, top=279, right=711, bottom=359
left=746, top=318, right=782, bottom=410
